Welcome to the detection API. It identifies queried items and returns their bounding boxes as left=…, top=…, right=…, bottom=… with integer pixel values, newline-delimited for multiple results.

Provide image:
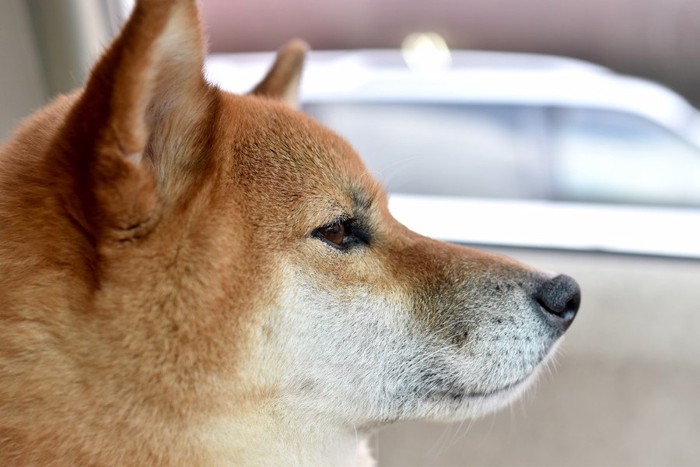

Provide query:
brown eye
left=313, top=217, right=370, bottom=251
left=318, top=221, right=346, bottom=247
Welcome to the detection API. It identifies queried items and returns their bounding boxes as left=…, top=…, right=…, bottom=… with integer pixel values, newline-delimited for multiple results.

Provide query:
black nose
left=534, top=274, right=581, bottom=329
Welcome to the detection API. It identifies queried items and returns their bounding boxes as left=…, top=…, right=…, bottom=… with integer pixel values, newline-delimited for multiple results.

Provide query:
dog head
left=0, top=0, right=579, bottom=463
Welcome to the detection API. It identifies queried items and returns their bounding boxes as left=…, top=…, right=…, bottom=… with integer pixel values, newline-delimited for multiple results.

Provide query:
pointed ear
left=250, top=39, right=308, bottom=108
left=56, top=0, right=215, bottom=242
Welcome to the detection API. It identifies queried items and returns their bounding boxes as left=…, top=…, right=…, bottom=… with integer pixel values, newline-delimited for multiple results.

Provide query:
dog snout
left=533, top=274, right=581, bottom=330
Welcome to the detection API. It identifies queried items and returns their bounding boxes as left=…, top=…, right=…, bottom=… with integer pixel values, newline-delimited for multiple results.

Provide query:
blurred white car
left=206, top=48, right=700, bottom=258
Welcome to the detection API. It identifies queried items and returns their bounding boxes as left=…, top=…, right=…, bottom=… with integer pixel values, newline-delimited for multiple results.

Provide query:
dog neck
left=198, top=408, right=376, bottom=466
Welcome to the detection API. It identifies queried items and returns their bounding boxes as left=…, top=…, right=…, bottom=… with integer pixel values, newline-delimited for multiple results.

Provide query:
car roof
left=206, top=49, right=699, bottom=133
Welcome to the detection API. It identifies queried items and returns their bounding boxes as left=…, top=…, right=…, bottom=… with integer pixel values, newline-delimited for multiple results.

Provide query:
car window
left=304, top=103, right=544, bottom=199
left=550, top=107, right=700, bottom=207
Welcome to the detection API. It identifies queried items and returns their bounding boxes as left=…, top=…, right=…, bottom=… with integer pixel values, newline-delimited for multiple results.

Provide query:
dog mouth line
left=425, top=346, right=556, bottom=403
left=428, top=373, right=532, bottom=402
left=469, top=373, right=533, bottom=398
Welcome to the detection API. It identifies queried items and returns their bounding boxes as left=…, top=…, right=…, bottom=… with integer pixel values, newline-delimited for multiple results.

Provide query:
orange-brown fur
left=0, top=1, right=578, bottom=465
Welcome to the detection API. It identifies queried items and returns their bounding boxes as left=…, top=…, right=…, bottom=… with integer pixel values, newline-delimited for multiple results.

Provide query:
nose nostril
left=566, top=294, right=581, bottom=314
left=535, top=274, right=581, bottom=324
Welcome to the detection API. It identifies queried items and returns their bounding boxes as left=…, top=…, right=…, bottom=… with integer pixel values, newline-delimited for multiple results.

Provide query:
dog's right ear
left=54, top=0, right=215, bottom=243
left=251, top=39, right=308, bottom=108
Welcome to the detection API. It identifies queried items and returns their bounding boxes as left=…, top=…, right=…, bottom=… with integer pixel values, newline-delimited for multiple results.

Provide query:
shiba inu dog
left=0, top=0, right=580, bottom=465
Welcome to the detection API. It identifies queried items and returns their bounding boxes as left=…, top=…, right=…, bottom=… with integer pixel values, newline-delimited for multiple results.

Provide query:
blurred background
left=5, top=0, right=700, bottom=137
left=1, top=0, right=699, bottom=465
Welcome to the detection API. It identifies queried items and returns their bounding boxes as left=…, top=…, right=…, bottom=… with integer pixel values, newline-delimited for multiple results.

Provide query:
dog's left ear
left=251, top=39, right=308, bottom=108
left=55, top=0, right=214, bottom=243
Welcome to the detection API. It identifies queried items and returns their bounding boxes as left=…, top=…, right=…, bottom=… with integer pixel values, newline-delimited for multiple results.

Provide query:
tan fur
left=251, top=39, right=309, bottom=107
left=0, top=1, right=578, bottom=465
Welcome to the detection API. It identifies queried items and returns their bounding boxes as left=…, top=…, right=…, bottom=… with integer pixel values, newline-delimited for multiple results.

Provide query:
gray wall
left=0, top=0, right=47, bottom=140
left=0, top=0, right=127, bottom=141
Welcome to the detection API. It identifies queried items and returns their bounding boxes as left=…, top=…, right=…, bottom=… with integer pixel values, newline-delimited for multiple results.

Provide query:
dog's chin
left=472, top=336, right=566, bottom=416
left=418, top=368, right=538, bottom=423
left=423, top=341, right=562, bottom=422
left=464, top=368, right=540, bottom=418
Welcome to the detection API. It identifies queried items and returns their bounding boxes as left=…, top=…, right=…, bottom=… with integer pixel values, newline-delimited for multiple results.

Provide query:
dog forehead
left=216, top=92, right=374, bottom=203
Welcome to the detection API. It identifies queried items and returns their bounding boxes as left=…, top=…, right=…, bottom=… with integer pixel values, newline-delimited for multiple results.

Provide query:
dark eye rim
left=312, top=217, right=371, bottom=251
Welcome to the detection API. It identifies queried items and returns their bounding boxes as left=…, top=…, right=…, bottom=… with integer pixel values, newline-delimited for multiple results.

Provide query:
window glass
left=304, top=103, right=543, bottom=199
left=551, top=108, right=700, bottom=207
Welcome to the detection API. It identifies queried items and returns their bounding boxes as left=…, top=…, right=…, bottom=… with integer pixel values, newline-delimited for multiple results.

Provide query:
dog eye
left=316, top=221, right=346, bottom=247
left=313, top=218, right=371, bottom=251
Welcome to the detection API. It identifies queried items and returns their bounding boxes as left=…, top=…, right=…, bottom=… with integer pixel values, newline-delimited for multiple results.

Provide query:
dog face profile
left=0, top=0, right=580, bottom=465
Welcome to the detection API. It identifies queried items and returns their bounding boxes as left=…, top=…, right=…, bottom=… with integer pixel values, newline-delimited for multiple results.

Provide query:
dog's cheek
left=265, top=260, right=419, bottom=419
